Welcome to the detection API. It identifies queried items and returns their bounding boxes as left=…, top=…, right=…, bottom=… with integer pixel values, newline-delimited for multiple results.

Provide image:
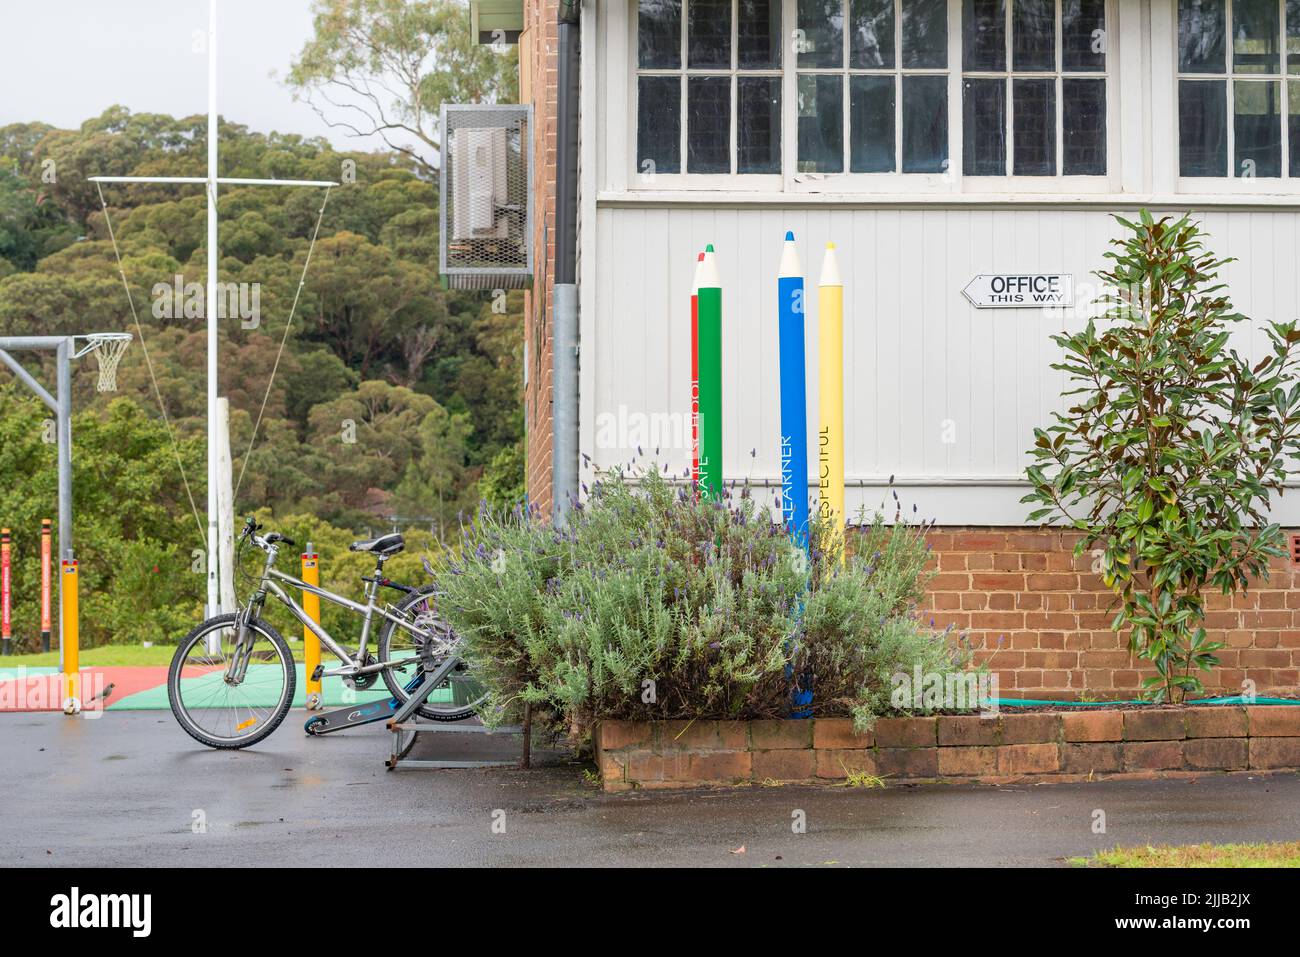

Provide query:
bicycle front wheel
left=168, top=614, right=296, bottom=749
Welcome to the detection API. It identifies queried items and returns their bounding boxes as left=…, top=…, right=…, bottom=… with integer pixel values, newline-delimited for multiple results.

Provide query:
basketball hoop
left=74, top=333, right=132, bottom=393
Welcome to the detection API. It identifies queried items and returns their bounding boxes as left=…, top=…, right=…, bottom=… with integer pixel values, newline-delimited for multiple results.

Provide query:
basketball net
left=84, top=334, right=132, bottom=393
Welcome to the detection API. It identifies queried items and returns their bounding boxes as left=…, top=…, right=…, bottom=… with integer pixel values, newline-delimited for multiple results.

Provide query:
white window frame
left=1175, top=0, right=1300, bottom=193
left=632, top=0, right=785, bottom=190
left=626, top=0, right=1121, bottom=194
left=961, top=0, right=1121, bottom=194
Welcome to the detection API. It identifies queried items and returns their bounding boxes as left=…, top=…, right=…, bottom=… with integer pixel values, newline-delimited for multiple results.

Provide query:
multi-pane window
left=796, top=0, right=950, bottom=173
left=1178, top=0, right=1300, bottom=179
left=636, top=0, right=784, bottom=175
left=961, top=0, right=1108, bottom=176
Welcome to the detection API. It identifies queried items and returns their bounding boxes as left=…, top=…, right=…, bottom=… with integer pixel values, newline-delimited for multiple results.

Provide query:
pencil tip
left=785, top=230, right=795, bottom=241
left=826, top=242, right=836, bottom=250
left=705, top=243, right=715, bottom=252
left=697, top=252, right=705, bottom=261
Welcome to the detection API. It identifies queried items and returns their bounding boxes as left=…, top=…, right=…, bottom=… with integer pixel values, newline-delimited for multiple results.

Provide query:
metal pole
left=206, top=0, right=221, bottom=616
left=56, top=339, right=71, bottom=669
left=552, top=14, right=581, bottom=526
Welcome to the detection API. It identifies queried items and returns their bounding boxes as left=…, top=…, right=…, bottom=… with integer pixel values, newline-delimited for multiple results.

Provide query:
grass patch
left=1071, top=842, right=1300, bottom=868
left=0, top=642, right=313, bottom=669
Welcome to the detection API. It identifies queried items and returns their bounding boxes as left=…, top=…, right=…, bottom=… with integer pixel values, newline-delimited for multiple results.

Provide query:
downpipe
left=552, top=6, right=581, bottom=526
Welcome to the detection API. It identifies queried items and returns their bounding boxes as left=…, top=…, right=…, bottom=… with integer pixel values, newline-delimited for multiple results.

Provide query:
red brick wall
left=921, top=528, right=1300, bottom=700
left=520, top=0, right=559, bottom=515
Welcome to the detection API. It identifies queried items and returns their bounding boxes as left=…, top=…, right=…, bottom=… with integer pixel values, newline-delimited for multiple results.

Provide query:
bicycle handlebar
left=240, top=517, right=295, bottom=550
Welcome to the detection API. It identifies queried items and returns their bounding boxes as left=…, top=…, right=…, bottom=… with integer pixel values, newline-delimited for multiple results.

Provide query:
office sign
left=963, top=273, right=1074, bottom=309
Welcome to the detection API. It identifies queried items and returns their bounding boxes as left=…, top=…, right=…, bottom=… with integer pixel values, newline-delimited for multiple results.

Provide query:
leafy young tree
left=1024, top=213, right=1300, bottom=702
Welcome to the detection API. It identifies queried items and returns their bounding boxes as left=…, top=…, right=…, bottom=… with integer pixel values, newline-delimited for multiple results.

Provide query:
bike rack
left=385, top=660, right=532, bottom=771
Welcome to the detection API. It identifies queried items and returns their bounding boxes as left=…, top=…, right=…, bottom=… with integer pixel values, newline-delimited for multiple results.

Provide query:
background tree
left=0, top=105, right=526, bottom=646
left=1024, top=213, right=1300, bottom=702
left=287, top=0, right=518, bottom=176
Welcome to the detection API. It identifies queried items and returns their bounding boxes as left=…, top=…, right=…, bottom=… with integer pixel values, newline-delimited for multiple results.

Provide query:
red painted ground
left=0, top=665, right=204, bottom=712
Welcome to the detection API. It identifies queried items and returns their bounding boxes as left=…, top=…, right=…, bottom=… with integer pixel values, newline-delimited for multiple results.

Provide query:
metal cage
left=439, top=103, right=533, bottom=290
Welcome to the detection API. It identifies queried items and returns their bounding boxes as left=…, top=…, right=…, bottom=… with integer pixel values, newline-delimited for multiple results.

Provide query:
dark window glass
left=1234, top=80, right=1282, bottom=176
left=902, top=74, right=949, bottom=172
left=1062, top=0, right=1106, bottom=72
left=799, top=0, right=845, bottom=68
left=798, top=74, right=844, bottom=171
left=1013, top=0, right=1056, bottom=72
left=1178, top=0, right=1226, bottom=73
left=687, top=76, right=731, bottom=172
left=963, top=77, right=1006, bottom=174
left=1234, top=0, right=1280, bottom=74
left=738, top=76, right=782, bottom=172
left=1290, top=81, right=1300, bottom=175
left=638, top=0, right=682, bottom=68
left=850, top=74, right=896, bottom=171
left=689, top=0, right=732, bottom=68
left=1013, top=77, right=1055, bottom=175
left=964, top=0, right=1007, bottom=71
left=1063, top=77, right=1106, bottom=174
left=850, top=0, right=895, bottom=68
left=902, top=0, right=948, bottom=68
left=637, top=76, right=682, bottom=173
left=1179, top=79, right=1227, bottom=175
left=1289, top=1, right=1300, bottom=74
left=739, top=0, right=782, bottom=68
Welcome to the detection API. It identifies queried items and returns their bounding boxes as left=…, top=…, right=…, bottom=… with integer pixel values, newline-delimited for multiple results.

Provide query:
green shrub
left=1024, top=213, right=1300, bottom=702
left=439, top=467, right=970, bottom=741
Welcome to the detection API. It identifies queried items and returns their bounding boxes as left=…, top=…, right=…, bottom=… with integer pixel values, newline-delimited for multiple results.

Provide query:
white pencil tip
left=819, top=243, right=842, bottom=287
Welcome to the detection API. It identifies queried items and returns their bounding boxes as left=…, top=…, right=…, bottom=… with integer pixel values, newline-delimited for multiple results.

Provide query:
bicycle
left=167, top=516, right=484, bottom=749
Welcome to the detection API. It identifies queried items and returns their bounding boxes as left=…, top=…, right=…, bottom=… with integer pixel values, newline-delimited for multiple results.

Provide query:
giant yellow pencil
left=818, top=243, right=845, bottom=561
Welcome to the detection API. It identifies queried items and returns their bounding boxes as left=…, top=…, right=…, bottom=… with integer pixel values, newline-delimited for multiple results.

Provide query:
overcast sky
left=0, top=0, right=391, bottom=153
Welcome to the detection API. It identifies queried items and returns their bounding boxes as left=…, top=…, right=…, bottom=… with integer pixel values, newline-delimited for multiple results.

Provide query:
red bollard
left=1, top=528, right=10, bottom=656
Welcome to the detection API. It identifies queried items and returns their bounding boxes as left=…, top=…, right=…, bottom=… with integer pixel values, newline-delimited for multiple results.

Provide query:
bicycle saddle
left=349, top=532, right=405, bottom=557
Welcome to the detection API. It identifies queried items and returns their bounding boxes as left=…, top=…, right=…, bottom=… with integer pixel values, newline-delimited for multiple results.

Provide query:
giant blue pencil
left=777, top=231, right=810, bottom=551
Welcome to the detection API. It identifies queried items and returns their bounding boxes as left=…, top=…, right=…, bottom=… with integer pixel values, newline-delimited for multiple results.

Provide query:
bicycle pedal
left=310, top=665, right=324, bottom=682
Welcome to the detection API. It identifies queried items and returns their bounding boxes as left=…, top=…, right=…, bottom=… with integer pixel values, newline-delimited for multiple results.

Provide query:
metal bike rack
left=385, top=660, right=531, bottom=770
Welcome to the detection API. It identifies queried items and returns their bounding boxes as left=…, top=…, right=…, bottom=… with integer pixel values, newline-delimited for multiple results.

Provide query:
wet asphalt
left=3, top=711, right=1299, bottom=867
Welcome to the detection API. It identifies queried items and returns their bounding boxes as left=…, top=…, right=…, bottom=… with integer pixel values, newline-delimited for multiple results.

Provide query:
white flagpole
left=206, top=0, right=223, bottom=616
left=90, top=0, right=335, bottom=624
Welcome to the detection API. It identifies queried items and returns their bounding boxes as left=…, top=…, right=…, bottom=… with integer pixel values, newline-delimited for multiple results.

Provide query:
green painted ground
left=107, top=665, right=393, bottom=709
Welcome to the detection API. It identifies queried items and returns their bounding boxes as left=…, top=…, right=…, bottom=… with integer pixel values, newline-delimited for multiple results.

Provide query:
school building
left=470, top=0, right=1300, bottom=697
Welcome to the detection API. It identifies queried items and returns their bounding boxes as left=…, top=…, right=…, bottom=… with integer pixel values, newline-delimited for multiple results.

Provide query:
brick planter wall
left=919, top=528, right=1300, bottom=699
left=595, top=707, right=1300, bottom=792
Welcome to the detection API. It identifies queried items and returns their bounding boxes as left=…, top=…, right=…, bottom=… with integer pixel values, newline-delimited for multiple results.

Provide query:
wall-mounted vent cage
left=439, top=103, right=533, bottom=290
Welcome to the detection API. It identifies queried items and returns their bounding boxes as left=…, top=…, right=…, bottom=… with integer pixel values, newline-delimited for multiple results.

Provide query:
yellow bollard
left=302, top=545, right=322, bottom=709
left=61, top=556, right=79, bottom=714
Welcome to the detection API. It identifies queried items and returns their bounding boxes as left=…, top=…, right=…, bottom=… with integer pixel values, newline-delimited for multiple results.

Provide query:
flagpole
left=205, top=0, right=222, bottom=616
left=88, top=0, right=335, bottom=624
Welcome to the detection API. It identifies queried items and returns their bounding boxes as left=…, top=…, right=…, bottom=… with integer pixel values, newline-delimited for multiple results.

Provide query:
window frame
left=632, top=0, right=786, bottom=190
left=1175, top=0, right=1299, bottom=192
left=626, top=0, right=1121, bottom=193
left=961, top=0, right=1121, bottom=193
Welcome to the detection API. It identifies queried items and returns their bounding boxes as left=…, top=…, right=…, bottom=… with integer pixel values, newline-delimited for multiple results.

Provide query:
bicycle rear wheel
left=168, top=614, right=295, bottom=749
left=378, top=587, right=486, bottom=721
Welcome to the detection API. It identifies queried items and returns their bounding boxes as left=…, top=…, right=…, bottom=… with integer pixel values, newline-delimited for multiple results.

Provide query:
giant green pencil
left=697, top=244, right=723, bottom=501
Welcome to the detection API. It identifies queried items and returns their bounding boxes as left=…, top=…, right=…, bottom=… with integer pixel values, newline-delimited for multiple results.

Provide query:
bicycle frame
left=242, top=542, right=447, bottom=680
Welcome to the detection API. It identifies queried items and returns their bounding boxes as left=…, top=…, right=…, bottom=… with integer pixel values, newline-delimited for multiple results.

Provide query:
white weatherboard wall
left=585, top=205, right=1300, bottom=525
left=576, top=2, right=1300, bottom=526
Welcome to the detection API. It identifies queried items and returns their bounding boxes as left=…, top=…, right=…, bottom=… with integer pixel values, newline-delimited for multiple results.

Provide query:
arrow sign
left=963, top=273, right=1074, bottom=309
